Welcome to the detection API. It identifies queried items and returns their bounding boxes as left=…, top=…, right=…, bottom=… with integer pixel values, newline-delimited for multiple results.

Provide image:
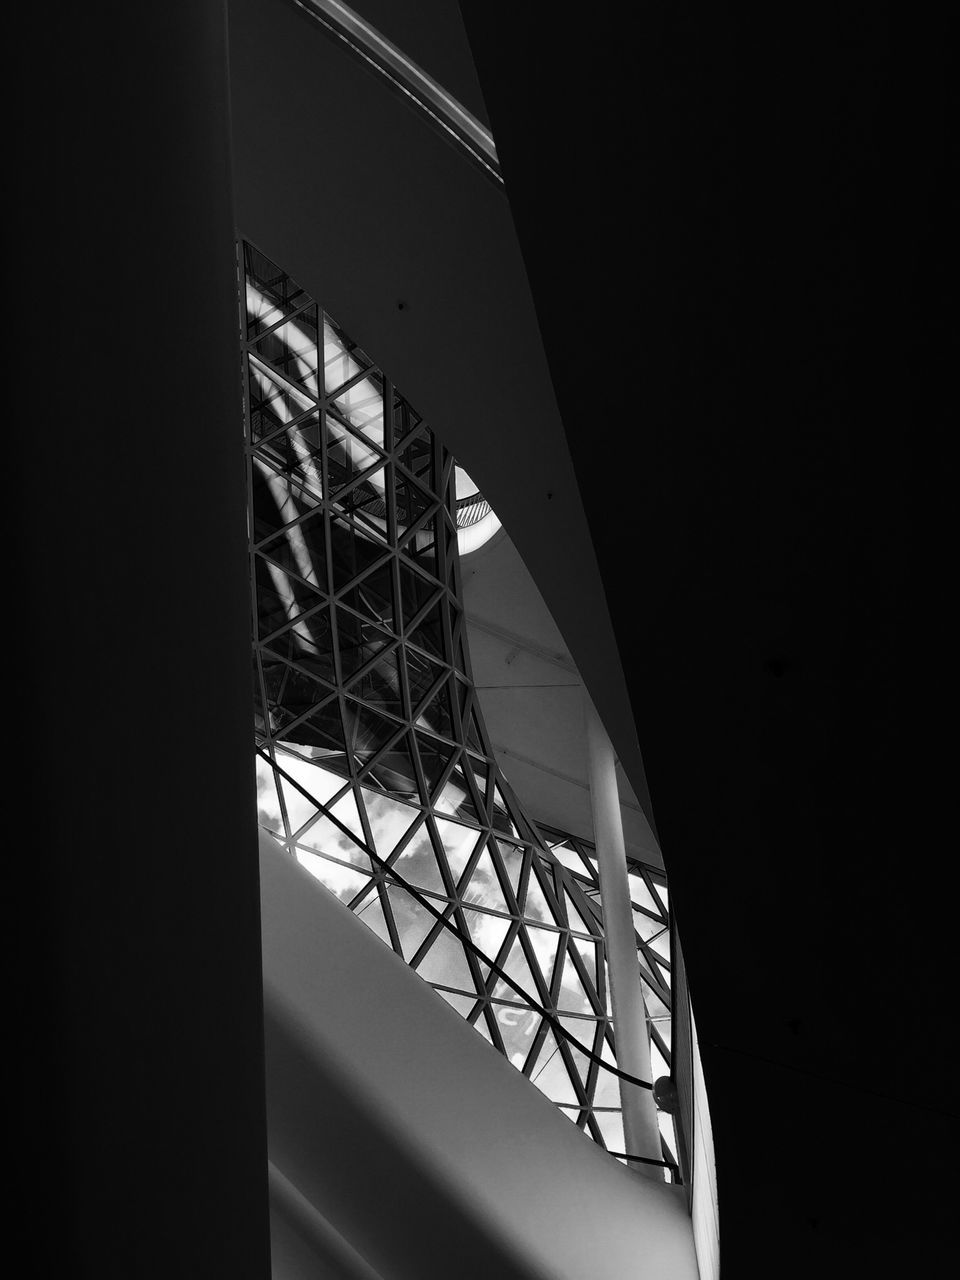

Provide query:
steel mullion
left=257, top=595, right=332, bottom=649
left=248, top=349, right=321, bottom=410
left=247, top=296, right=318, bottom=346
left=260, top=684, right=340, bottom=748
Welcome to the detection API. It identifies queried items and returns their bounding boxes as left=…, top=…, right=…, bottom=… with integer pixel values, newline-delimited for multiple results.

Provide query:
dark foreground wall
left=12, top=4, right=270, bottom=1275
left=461, top=3, right=953, bottom=1274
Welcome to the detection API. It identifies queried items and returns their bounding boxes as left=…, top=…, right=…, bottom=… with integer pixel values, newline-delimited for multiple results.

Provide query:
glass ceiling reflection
left=243, top=242, right=677, bottom=1176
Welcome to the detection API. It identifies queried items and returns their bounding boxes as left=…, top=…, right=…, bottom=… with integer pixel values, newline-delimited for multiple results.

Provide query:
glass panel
left=244, top=244, right=309, bottom=320
left=276, top=773, right=321, bottom=836
left=491, top=784, right=519, bottom=836
left=347, top=488, right=390, bottom=543
left=362, top=784, right=421, bottom=856
left=249, top=357, right=315, bottom=440
left=330, top=516, right=390, bottom=592
left=414, top=673, right=454, bottom=740
left=254, top=307, right=319, bottom=394
left=524, top=925, right=565, bottom=992
left=391, top=391, right=422, bottom=446
left=388, top=821, right=448, bottom=897
left=460, top=844, right=512, bottom=914
left=271, top=611, right=338, bottom=681
left=362, top=728, right=419, bottom=798
left=557, top=1016, right=594, bottom=1088
left=332, top=378, right=384, bottom=449
left=556, top=949, right=596, bottom=1016
left=343, top=649, right=404, bottom=723
left=593, top=1035, right=621, bottom=1107
left=296, top=808, right=367, bottom=862
left=468, top=753, right=490, bottom=806
left=570, top=935, right=601, bottom=990
left=295, top=851, right=372, bottom=903
left=255, top=754, right=284, bottom=836
left=522, top=867, right=557, bottom=926
left=258, top=509, right=327, bottom=591
left=398, top=561, right=440, bottom=631
left=386, top=884, right=438, bottom=961
left=551, top=843, right=591, bottom=877
left=432, top=816, right=482, bottom=885
left=473, top=1014, right=495, bottom=1047
left=282, top=694, right=345, bottom=760
left=327, top=787, right=365, bottom=843
left=462, top=908, right=512, bottom=972
left=627, top=871, right=663, bottom=918
left=405, top=524, right=437, bottom=582
left=593, top=1109, right=625, bottom=1154
left=251, top=458, right=316, bottom=544
left=395, top=474, right=435, bottom=538
left=340, top=560, right=394, bottom=631
left=415, top=922, right=476, bottom=992
left=357, top=892, right=393, bottom=946
left=405, top=649, right=447, bottom=714
left=271, top=747, right=342, bottom=804
left=465, top=706, right=484, bottom=753
left=632, top=908, right=666, bottom=942
left=651, top=1018, right=672, bottom=1052
left=494, top=840, right=525, bottom=898
left=650, top=1041, right=670, bottom=1084
left=336, top=612, right=393, bottom=680
left=409, top=599, right=444, bottom=658
left=408, top=516, right=439, bottom=578
left=435, top=989, right=477, bottom=1018
left=530, top=1033, right=580, bottom=1106
left=346, top=693, right=405, bottom=763
left=558, top=1105, right=587, bottom=1130
left=255, top=555, right=320, bottom=635
left=327, top=415, right=385, bottom=497
left=640, top=979, right=671, bottom=1021
left=432, top=762, right=479, bottom=823
left=323, top=314, right=375, bottom=397
left=563, top=887, right=594, bottom=936
left=490, top=1002, right=541, bottom=1070
left=491, top=935, right=540, bottom=1002
left=415, top=732, right=455, bottom=800
left=396, top=428, right=433, bottom=487
left=658, top=1111, right=678, bottom=1162
left=648, top=929, right=671, bottom=961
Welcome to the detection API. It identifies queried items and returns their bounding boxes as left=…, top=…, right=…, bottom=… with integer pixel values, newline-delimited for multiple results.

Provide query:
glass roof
left=242, top=241, right=678, bottom=1177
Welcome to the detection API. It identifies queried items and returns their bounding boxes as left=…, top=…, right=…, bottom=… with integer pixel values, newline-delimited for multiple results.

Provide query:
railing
left=290, top=0, right=503, bottom=186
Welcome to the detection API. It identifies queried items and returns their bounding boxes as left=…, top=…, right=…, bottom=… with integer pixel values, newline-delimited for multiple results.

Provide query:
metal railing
left=291, top=0, right=503, bottom=185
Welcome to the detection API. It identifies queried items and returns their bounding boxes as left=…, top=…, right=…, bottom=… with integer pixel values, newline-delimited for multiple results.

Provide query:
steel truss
left=241, top=240, right=680, bottom=1176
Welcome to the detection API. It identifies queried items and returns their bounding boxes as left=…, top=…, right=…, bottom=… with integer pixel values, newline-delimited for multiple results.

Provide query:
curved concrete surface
left=261, top=830, right=698, bottom=1280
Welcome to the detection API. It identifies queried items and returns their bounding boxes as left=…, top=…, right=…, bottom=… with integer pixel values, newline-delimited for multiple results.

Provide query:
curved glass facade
left=243, top=241, right=679, bottom=1174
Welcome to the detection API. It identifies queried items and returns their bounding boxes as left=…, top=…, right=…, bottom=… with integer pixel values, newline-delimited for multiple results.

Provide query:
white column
left=584, top=695, right=663, bottom=1178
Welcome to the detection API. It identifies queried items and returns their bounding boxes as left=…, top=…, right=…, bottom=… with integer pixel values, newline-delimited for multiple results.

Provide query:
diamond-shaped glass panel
left=388, top=822, right=449, bottom=897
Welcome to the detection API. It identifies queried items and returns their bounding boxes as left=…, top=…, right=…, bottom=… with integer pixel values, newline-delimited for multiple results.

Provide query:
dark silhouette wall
left=461, top=2, right=952, bottom=1274
left=13, top=3, right=270, bottom=1275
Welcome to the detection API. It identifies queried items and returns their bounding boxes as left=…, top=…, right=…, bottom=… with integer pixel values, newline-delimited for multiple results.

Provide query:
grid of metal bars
left=241, top=240, right=679, bottom=1173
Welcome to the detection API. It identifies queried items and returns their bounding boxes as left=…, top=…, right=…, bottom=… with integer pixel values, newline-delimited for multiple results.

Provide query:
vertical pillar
left=584, top=695, right=663, bottom=1177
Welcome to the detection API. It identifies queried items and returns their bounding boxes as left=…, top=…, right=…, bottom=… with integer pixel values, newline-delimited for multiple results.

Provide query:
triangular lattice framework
left=242, top=241, right=678, bottom=1173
